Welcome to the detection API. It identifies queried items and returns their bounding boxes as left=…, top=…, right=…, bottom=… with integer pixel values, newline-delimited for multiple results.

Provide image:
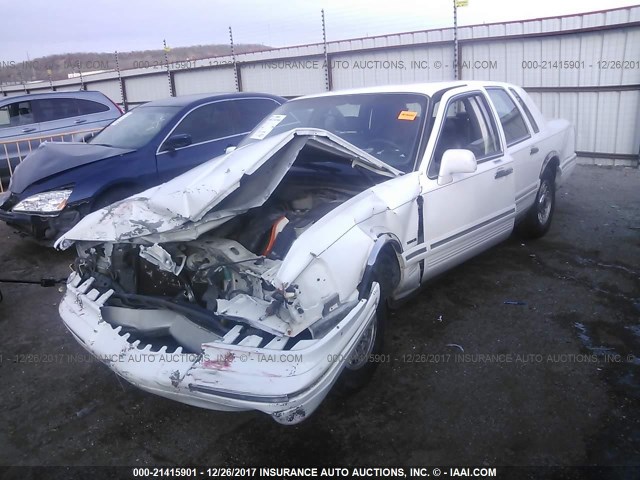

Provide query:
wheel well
left=358, top=237, right=402, bottom=301
left=92, top=183, right=138, bottom=210
left=543, top=156, right=559, bottom=183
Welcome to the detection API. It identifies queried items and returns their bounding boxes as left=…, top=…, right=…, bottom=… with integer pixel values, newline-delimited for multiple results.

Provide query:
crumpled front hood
left=56, top=129, right=401, bottom=249
left=9, top=142, right=134, bottom=194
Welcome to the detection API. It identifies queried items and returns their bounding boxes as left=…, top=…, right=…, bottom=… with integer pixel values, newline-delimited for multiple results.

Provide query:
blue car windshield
left=90, top=105, right=179, bottom=149
left=239, top=93, right=428, bottom=172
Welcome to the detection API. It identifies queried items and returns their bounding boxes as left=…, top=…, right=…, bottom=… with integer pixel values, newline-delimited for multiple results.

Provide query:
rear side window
left=486, top=88, right=530, bottom=146
left=232, top=98, right=281, bottom=133
left=0, top=101, right=34, bottom=128
left=76, top=99, right=110, bottom=115
left=172, top=101, right=236, bottom=145
left=32, top=97, right=109, bottom=122
left=509, top=88, right=539, bottom=133
left=33, top=98, right=79, bottom=122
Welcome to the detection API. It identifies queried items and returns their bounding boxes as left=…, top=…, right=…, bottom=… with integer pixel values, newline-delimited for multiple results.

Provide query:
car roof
left=143, top=92, right=285, bottom=108
left=0, top=90, right=111, bottom=104
left=295, top=80, right=518, bottom=99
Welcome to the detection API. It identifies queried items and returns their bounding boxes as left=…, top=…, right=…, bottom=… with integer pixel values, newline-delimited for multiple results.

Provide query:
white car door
left=414, top=88, right=516, bottom=282
left=486, top=87, right=542, bottom=218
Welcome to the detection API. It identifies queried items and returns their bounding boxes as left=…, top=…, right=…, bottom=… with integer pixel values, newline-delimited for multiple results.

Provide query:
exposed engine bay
left=72, top=165, right=377, bottom=353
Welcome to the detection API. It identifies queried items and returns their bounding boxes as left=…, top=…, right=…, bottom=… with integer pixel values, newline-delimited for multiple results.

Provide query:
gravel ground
left=0, top=165, right=638, bottom=469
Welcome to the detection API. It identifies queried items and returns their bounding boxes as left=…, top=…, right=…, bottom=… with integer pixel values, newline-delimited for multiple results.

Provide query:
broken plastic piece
left=446, top=343, right=464, bottom=352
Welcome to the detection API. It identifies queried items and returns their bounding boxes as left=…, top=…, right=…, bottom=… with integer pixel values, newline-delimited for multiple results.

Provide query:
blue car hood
left=9, top=142, right=134, bottom=194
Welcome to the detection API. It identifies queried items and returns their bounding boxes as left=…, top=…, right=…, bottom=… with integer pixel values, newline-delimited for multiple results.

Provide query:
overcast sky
left=2, top=0, right=636, bottom=61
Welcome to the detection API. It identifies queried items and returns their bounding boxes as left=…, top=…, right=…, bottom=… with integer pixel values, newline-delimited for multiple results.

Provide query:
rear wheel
left=518, top=171, right=556, bottom=239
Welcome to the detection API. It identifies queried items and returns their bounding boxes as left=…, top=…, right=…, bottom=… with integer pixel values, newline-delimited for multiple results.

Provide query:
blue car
left=0, top=92, right=285, bottom=242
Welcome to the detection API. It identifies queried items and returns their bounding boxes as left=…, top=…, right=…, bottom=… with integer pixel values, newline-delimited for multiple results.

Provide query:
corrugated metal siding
left=241, top=60, right=326, bottom=96
left=331, top=46, right=454, bottom=89
left=1, top=90, right=25, bottom=96
left=1, top=5, right=638, bottom=163
left=24, top=87, right=54, bottom=94
left=461, top=29, right=640, bottom=87
left=124, top=74, right=171, bottom=102
left=85, top=79, right=122, bottom=103
left=528, top=90, right=640, bottom=155
left=174, top=68, right=237, bottom=95
left=54, top=85, right=85, bottom=92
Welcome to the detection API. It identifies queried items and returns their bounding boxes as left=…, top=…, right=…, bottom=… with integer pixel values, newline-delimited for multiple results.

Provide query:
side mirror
left=438, top=149, right=477, bottom=185
left=163, top=133, right=192, bottom=151
left=225, top=145, right=237, bottom=154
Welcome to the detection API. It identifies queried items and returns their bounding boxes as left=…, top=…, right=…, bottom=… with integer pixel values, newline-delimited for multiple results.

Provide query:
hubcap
left=537, top=181, right=552, bottom=225
left=346, top=315, right=377, bottom=370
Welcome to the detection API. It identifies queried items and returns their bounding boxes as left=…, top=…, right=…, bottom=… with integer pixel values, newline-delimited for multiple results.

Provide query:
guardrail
left=0, top=128, right=103, bottom=193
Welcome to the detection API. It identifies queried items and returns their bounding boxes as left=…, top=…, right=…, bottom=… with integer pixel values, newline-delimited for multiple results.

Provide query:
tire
left=518, top=171, right=556, bottom=239
left=335, top=254, right=395, bottom=393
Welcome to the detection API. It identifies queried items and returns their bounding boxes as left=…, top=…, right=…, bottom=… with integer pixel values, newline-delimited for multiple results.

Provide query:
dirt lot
left=0, top=165, right=639, bottom=468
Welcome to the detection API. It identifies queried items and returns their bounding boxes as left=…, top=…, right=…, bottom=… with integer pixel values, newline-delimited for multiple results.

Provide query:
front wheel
left=518, top=174, right=556, bottom=239
left=336, top=284, right=387, bottom=393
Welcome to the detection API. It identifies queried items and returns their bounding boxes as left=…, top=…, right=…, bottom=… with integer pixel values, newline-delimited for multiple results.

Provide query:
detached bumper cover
left=59, top=272, right=380, bottom=424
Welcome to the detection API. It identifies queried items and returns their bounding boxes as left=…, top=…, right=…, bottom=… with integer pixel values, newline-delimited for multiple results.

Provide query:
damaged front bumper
left=59, top=272, right=380, bottom=424
left=0, top=207, right=83, bottom=242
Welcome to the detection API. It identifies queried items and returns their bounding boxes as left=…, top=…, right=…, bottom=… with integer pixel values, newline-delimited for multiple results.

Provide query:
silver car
left=0, top=90, right=122, bottom=184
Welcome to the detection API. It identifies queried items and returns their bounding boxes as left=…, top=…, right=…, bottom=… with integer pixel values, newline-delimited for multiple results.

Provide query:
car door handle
left=21, top=127, right=36, bottom=133
left=530, top=146, right=539, bottom=155
left=495, top=167, right=513, bottom=179
left=74, top=119, right=87, bottom=124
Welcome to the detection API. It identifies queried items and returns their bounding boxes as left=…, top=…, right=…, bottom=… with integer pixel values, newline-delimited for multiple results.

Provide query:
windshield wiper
left=350, top=158, right=399, bottom=178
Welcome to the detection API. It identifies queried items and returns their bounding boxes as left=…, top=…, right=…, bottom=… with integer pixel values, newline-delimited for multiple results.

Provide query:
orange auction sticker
left=398, top=110, right=418, bottom=120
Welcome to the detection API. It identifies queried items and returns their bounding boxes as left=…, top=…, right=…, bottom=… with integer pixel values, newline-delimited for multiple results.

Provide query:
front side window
left=487, top=88, right=530, bottom=145
left=0, top=101, right=34, bottom=128
left=90, top=105, right=179, bottom=149
left=239, top=93, right=429, bottom=173
left=430, top=93, right=502, bottom=177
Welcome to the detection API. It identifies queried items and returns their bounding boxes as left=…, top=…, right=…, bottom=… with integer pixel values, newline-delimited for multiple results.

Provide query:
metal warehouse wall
left=2, top=5, right=639, bottom=166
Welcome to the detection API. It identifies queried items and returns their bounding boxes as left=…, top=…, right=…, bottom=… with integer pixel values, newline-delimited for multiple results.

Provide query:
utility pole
left=114, top=51, right=127, bottom=111
left=453, top=0, right=459, bottom=80
left=163, top=39, right=175, bottom=97
left=453, top=0, right=468, bottom=80
left=229, top=26, right=240, bottom=92
left=321, top=9, right=331, bottom=91
left=76, top=60, right=85, bottom=90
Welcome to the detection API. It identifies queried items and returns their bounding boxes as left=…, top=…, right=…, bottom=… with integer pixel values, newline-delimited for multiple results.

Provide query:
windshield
left=239, top=93, right=428, bottom=173
left=90, top=105, right=179, bottom=149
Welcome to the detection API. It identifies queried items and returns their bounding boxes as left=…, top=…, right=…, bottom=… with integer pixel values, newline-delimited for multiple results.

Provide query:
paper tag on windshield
left=398, top=111, right=418, bottom=121
left=250, top=114, right=287, bottom=140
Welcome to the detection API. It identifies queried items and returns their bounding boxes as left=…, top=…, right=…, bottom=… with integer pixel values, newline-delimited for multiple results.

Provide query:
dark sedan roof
left=145, top=92, right=285, bottom=108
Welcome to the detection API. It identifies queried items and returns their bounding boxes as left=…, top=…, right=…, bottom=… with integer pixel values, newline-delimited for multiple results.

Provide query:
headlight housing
left=12, top=189, right=73, bottom=214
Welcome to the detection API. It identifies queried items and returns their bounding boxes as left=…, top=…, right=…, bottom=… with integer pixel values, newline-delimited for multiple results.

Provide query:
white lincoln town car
left=56, top=81, right=576, bottom=424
